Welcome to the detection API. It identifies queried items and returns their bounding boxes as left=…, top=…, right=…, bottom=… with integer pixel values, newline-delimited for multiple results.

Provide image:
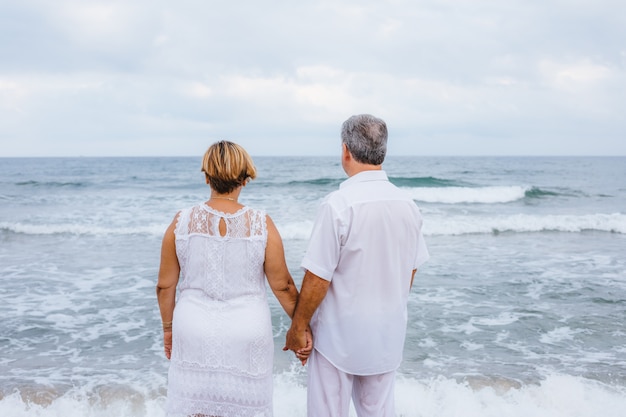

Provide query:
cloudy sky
left=1, top=0, right=625, bottom=157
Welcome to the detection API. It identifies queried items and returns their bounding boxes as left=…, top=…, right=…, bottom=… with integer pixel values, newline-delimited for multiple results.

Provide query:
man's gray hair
left=341, top=114, right=388, bottom=165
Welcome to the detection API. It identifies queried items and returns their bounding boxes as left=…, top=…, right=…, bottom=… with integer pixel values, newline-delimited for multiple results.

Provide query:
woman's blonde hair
left=201, top=141, right=257, bottom=194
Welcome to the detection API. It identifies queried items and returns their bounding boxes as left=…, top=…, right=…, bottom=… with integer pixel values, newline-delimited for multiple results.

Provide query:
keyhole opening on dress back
left=218, top=217, right=227, bottom=237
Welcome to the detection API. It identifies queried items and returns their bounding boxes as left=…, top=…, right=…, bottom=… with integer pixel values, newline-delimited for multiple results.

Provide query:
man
left=285, top=114, right=429, bottom=416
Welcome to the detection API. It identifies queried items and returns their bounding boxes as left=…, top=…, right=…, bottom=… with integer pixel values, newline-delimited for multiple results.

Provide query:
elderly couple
left=156, top=114, right=429, bottom=417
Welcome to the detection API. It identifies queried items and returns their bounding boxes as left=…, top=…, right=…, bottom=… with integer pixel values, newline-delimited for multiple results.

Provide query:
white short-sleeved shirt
left=302, top=170, right=429, bottom=375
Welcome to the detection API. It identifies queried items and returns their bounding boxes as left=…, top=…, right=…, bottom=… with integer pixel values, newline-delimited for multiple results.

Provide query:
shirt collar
left=340, top=170, right=388, bottom=189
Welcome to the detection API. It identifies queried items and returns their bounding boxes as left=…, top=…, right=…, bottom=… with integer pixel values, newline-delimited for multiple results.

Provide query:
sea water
left=1, top=156, right=625, bottom=416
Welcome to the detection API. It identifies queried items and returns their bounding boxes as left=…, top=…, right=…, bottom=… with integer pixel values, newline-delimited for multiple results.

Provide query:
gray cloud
left=1, top=0, right=624, bottom=156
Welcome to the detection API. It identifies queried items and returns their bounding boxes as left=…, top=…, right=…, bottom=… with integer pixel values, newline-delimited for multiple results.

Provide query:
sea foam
left=425, top=212, right=626, bottom=235
left=1, top=374, right=624, bottom=417
left=0, top=222, right=165, bottom=237
left=402, top=185, right=529, bottom=204
left=3, top=212, right=625, bottom=238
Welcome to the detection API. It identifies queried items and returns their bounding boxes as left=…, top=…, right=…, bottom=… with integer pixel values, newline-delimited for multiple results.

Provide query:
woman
left=156, top=141, right=311, bottom=417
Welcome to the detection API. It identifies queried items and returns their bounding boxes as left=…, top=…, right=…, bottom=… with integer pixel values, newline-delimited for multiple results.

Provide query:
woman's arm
left=264, top=215, right=298, bottom=318
left=156, top=214, right=181, bottom=359
left=264, top=215, right=313, bottom=364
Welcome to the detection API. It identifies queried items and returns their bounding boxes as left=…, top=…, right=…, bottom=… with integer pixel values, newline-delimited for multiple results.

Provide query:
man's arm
left=284, top=269, right=330, bottom=353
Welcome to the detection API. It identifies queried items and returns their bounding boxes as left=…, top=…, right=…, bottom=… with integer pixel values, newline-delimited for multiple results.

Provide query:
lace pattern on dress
left=167, top=204, right=272, bottom=417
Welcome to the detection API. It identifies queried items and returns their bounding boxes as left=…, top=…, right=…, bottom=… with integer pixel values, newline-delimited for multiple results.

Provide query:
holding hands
left=284, top=326, right=313, bottom=365
left=284, top=270, right=330, bottom=365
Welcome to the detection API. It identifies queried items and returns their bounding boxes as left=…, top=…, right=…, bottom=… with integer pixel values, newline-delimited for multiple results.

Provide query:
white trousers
left=307, top=349, right=396, bottom=417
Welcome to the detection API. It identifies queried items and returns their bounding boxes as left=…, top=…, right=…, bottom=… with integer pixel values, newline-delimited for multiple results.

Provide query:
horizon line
left=1, top=154, right=625, bottom=159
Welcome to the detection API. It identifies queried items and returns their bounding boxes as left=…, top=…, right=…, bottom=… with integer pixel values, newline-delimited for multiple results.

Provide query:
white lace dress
left=166, top=203, right=273, bottom=417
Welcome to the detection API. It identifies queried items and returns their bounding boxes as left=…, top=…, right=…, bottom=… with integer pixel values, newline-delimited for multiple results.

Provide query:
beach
left=1, top=156, right=625, bottom=416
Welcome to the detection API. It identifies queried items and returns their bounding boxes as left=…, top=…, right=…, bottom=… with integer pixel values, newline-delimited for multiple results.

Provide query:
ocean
left=1, top=156, right=625, bottom=417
